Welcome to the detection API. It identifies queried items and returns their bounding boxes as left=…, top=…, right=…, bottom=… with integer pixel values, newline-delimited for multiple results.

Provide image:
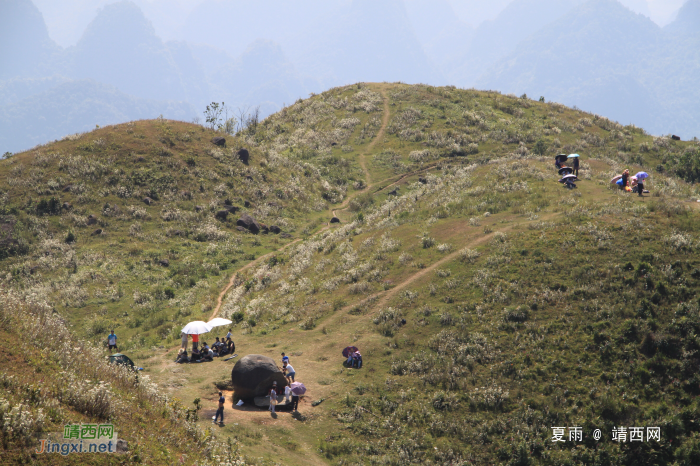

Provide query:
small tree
left=533, top=139, right=548, bottom=156
left=204, top=102, right=224, bottom=130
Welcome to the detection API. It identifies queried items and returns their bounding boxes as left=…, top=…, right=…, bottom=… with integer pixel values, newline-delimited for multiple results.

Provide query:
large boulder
left=215, top=210, right=229, bottom=220
left=212, top=137, right=226, bottom=147
left=231, top=354, right=288, bottom=399
left=237, top=148, right=249, bottom=165
left=237, top=214, right=260, bottom=233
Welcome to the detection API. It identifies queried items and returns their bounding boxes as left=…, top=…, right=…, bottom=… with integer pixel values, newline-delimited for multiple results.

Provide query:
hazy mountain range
left=1, top=0, right=698, bottom=153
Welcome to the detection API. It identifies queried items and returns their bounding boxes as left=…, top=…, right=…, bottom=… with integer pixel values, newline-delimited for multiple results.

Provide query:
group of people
left=267, top=353, right=301, bottom=413
left=345, top=349, right=363, bottom=369
left=176, top=330, right=235, bottom=363
left=612, top=169, right=649, bottom=197
left=554, top=154, right=581, bottom=188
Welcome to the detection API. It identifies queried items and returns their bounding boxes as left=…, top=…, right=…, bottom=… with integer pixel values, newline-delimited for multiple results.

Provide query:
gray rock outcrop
left=231, top=354, right=288, bottom=399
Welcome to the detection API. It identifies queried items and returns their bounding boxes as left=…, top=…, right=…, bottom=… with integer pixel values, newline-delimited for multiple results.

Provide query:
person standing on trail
left=269, top=382, right=278, bottom=413
left=107, top=330, right=118, bottom=353
left=192, top=333, right=199, bottom=351
left=213, top=391, right=225, bottom=425
left=181, top=332, right=188, bottom=350
left=226, top=329, right=232, bottom=340
left=572, top=155, right=580, bottom=177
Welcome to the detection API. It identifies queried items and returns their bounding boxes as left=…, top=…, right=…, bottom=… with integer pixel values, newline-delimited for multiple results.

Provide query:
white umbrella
left=207, top=317, right=233, bottom=328
left=182, top=321, right=212, bottom=335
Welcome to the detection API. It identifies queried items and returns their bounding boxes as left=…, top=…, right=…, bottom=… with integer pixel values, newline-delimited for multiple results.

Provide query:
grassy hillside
left=2, top=83, right=700, bottom=465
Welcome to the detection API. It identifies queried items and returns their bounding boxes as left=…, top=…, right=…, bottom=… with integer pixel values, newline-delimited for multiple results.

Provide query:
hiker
left=213, top=391, right=225, bottom=425
left=283, top=361, right=296, bottom=382
left=269, top=382, right=278, bottom=413
left=175, top=349, right=189, bottom=364
left=281, top=353, right=289, bottom=365
left=226, top=328, right=232, bottom=340
left=291, top=390, right=300, bottom=412
left=637, top=176, right=646, bottom=197
left=633, top=172, right=649, bottom=197
left=572, top=155, right=579, bottom=177
left=620, top=169, right=629, bottom=190
left=181, top=332, right=188, bottom=350
left=107, top=330, right=118, bottom=353
left=192, top=333, right=199, bottom=351
left=284, top=384, right=292, bottom=403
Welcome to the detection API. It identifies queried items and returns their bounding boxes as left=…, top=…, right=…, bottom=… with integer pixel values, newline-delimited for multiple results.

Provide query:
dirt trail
left=210, top=238, right=301, bottom=319
left=211, top=85, right=392, bottom=320
left=331, top=211, right=562, bottom=317
left=359, top=86, right=391, bottom=184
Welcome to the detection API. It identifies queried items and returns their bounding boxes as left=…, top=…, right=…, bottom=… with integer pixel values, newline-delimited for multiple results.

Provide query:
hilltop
left=2, top=83, right=700, bottom=465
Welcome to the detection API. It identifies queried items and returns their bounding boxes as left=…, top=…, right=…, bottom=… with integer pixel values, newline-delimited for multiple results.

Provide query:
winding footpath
left=210, top=85, right=393, bottom=319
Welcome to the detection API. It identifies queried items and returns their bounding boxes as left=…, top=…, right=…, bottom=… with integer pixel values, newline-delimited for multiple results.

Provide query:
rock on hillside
left=231, top=354, right=288, bottom=399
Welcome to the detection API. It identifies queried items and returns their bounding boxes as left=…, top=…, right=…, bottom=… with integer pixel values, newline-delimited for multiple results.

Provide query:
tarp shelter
left=108, top=353, right=135, bottom=368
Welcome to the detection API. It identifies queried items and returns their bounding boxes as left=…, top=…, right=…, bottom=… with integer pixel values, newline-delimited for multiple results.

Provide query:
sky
left=31, top=0, right=686, bottom=48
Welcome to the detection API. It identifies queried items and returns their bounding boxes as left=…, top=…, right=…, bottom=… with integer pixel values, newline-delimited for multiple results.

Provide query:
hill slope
left=2, top=83, right=700, bottom=465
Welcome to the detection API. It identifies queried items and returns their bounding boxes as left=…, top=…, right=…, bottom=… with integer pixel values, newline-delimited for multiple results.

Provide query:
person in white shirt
left=283, top=362, right=295, bottom=382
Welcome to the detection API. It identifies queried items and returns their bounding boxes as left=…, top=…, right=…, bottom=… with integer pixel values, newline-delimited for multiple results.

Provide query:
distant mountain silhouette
left=179, top=0, right=339, bottom=58
left=210, top=39, right=311, bottom=115
left=404, top=0, right=474, bottom=79
left=0, top=80, right=194, bottom=153
left=286, top=0, right=441, bottom=87
left=475, top=0, right=699, bottom=137
left=67, top=1, right=187, bottom=102
left=0, top=0, right=61, bottom=79
left=451, top=0, right=586, bottom=84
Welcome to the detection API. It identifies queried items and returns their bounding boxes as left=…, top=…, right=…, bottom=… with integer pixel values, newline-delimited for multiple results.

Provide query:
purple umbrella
left=635, top=172, right=649, bottom=180
left=289, top=382, right=306, bottom=395
left=342, top=346, right=359, bottom=358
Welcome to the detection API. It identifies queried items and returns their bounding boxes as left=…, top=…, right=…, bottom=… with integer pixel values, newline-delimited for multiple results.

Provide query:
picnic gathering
left=554, top=153, right=650, bottom=196
left=105, top=305, right=368, bottom=423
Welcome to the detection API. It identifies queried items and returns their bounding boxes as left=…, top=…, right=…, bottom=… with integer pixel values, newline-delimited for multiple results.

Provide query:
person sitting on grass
left=352, top=351, right=362, bottom=369
left=217, top=338, right=229, bottom=356
left=227, top=337, right=235, bottom=355
left=191, top=346, right=201, bottom=362
left=201, top=343, right=214, bottom=361
left=175, top=349, right=189, bottom=363
left=212, top=338, right=223, bottom=356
